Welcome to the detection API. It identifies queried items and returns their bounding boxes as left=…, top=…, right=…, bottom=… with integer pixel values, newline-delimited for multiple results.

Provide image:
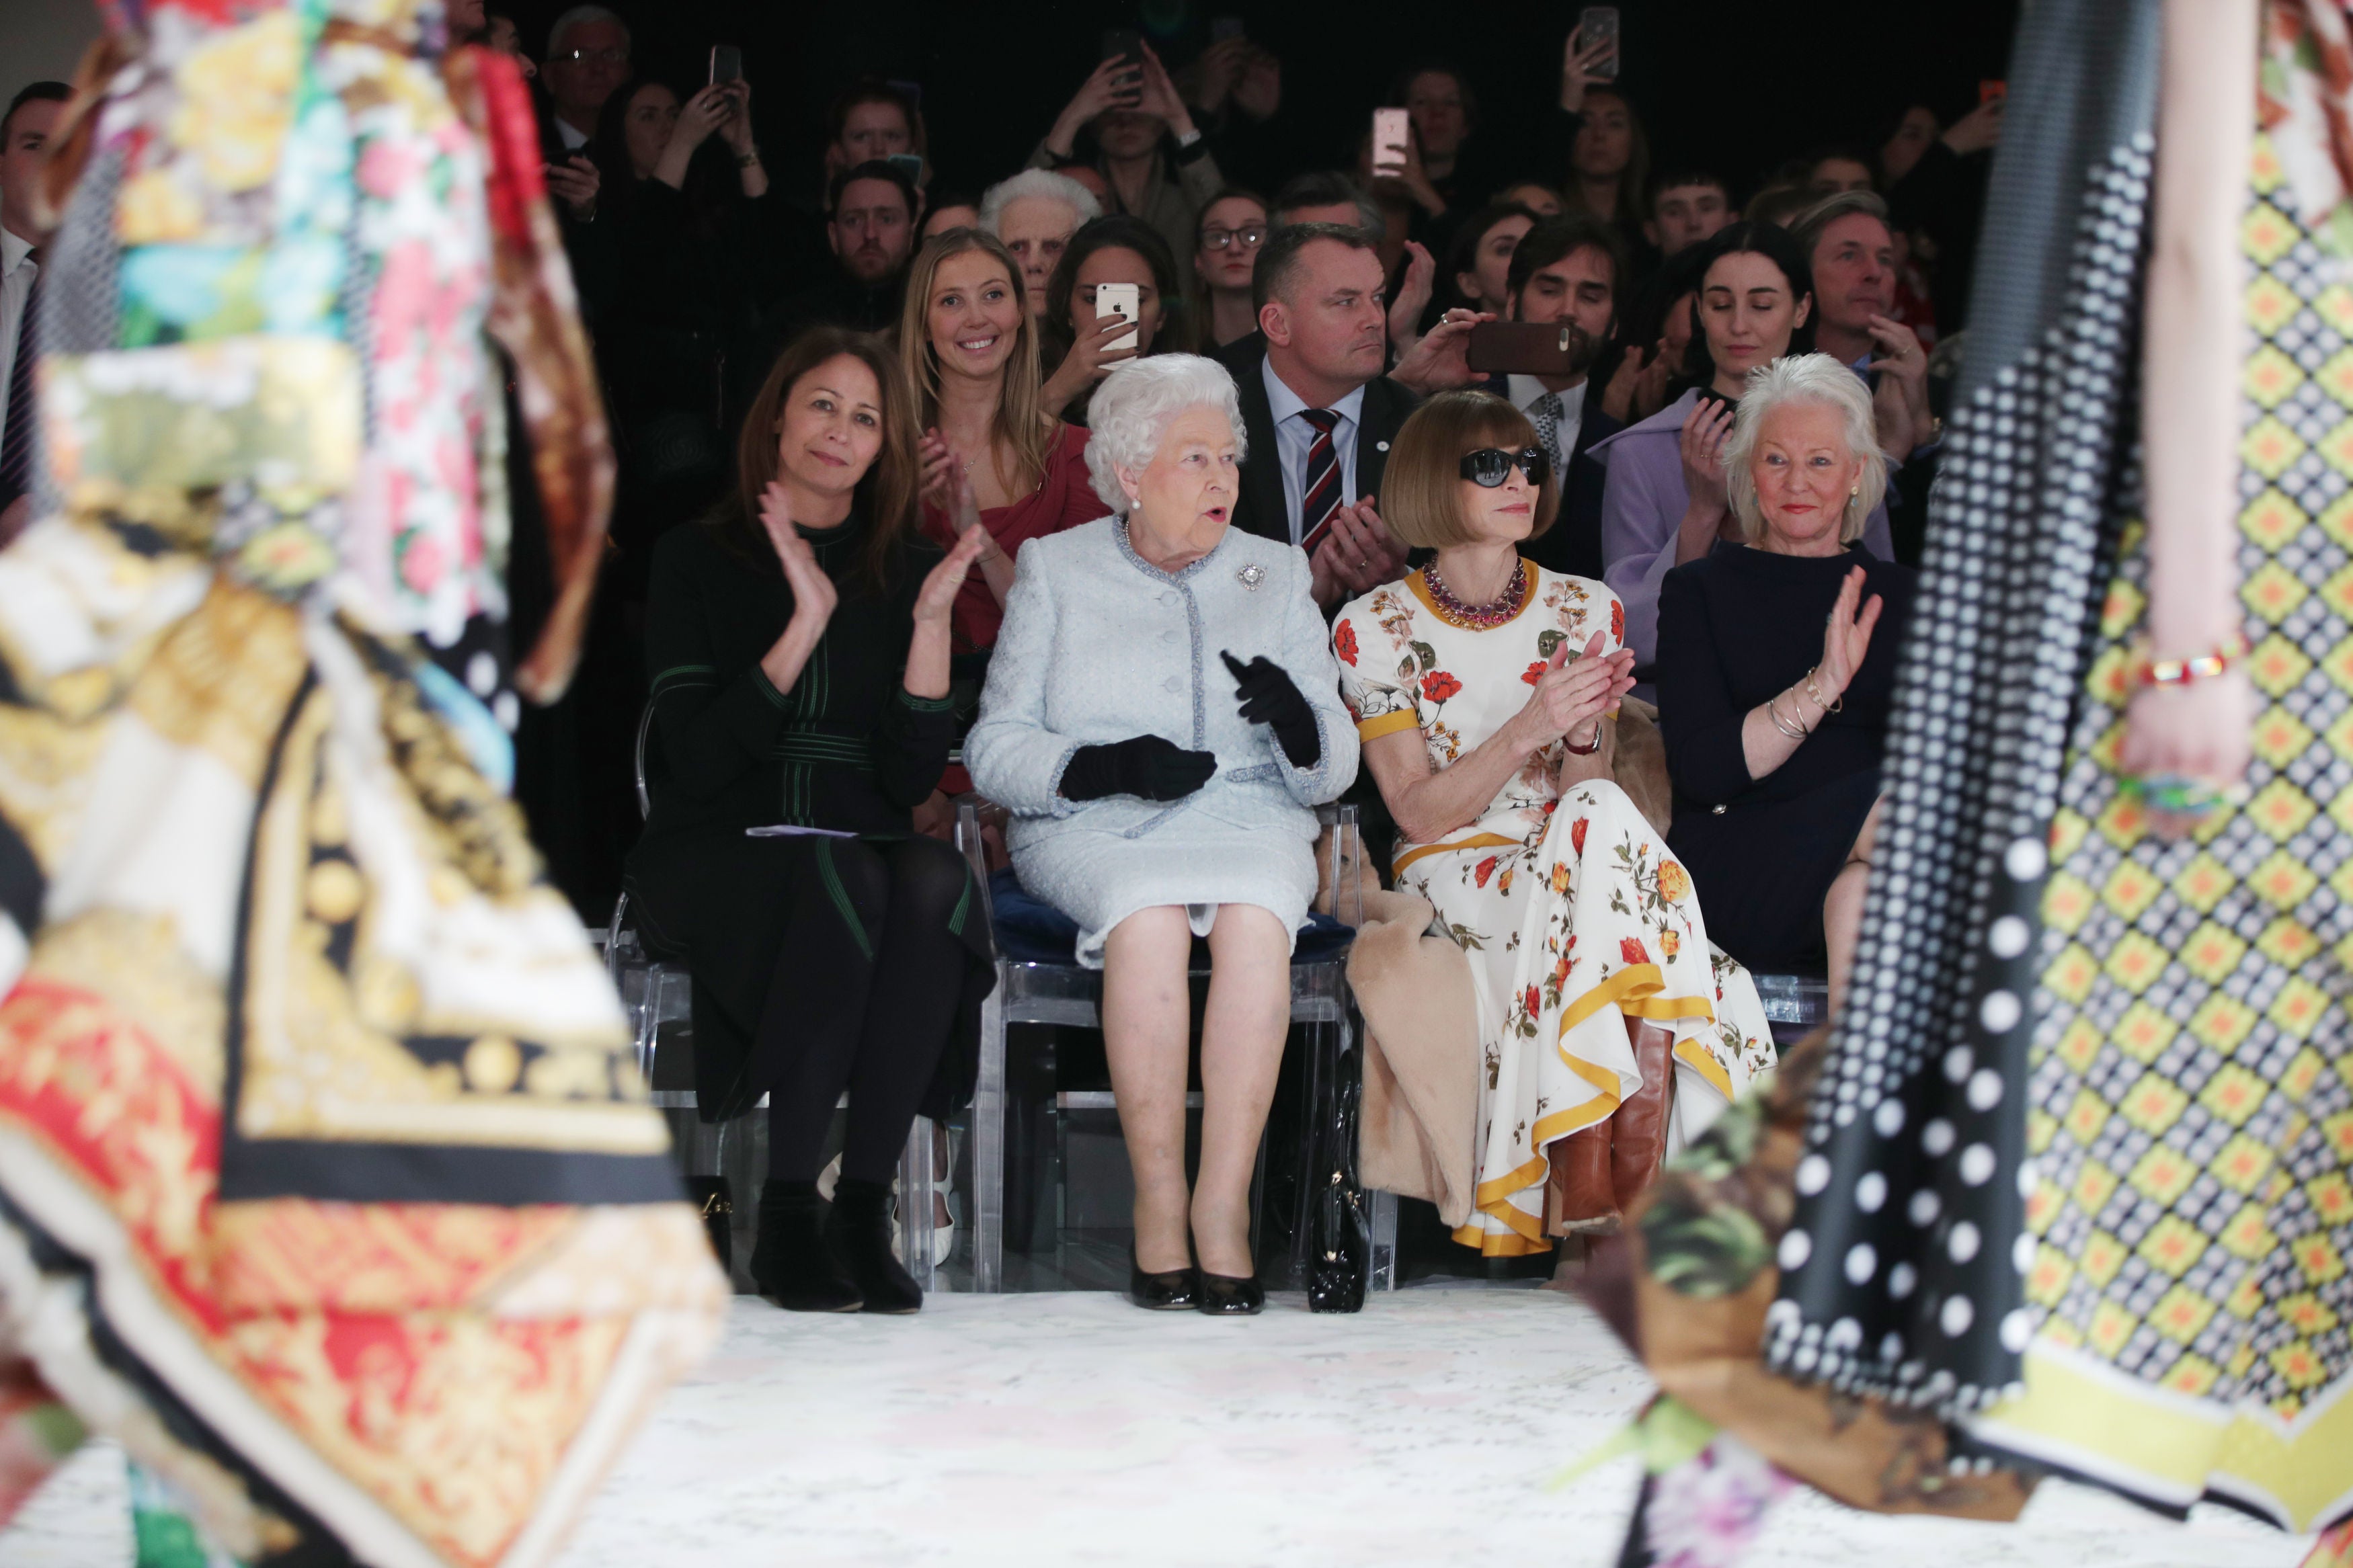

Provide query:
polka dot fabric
left=1766, top=0, right=2169, bottom=1417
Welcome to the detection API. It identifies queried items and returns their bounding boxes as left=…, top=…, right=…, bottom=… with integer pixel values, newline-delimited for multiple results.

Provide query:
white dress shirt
left=1262, top=357, right=1366, bottom=548
left=0, top=229, right=34, bottom=456
left=1506, top=374, right=1586, bottom=466
left=554, top=117, right=590, bottom=152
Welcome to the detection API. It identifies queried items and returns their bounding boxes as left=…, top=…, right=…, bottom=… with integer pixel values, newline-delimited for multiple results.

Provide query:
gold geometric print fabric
left=2022, top=138, right=2353, bottom=1430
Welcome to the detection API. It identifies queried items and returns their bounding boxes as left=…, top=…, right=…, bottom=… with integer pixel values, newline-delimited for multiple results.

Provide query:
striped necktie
left=1297, top=406, right=1342, bottom=553
left=0, top=252, right=39, bottom=507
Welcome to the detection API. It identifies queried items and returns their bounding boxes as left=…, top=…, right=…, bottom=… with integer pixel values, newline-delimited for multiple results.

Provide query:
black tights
left=762, top=835, right=969, bottom=1186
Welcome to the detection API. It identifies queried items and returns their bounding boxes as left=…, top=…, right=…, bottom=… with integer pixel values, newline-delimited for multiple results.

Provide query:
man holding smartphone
left=1488, top=214, right=1626, bottom=579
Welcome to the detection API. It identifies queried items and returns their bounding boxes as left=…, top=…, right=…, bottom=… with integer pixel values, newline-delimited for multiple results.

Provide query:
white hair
left=547, top=4, right=629, bottom=58
left=1084, top=355, right=1249, bottom=515
left=978, top=169, right=1102, bottom=237
left=1722, top=354, right=1888, bottom=545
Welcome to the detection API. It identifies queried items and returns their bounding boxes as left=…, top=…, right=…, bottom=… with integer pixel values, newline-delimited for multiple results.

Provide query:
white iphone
left=1372, top=108, right=1410, bottom=179
left=1094, top=282, right=1141, bottom=354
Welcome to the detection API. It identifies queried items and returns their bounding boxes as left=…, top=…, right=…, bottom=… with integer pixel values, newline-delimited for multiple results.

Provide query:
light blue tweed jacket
left=967, top=515, right=1358, bottom=852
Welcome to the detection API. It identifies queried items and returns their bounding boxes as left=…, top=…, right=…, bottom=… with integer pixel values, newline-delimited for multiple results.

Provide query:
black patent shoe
left=826, top=1177, right=924, bottom=1315
left=748, top=1182, right=863, bottom=1313
left=1127, top=1246, right=1199, bottom=1310
left=1195, top=1270, right=1264, bottom=1315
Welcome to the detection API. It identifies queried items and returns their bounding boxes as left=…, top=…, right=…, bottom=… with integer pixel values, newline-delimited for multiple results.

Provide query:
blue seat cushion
left=987, top=869, right=1353, bottom=966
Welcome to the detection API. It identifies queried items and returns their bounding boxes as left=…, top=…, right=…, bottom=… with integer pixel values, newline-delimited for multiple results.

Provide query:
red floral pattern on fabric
left=1475, top=856, right=1499, bottom=888
left=1422, top=671, right=1463, bottom=703
left=1620, top=936, right=1651, bottom=965
left=1334, top=620, right=1359, bottom=666
left=1521, top=661, right=1549, bottom=686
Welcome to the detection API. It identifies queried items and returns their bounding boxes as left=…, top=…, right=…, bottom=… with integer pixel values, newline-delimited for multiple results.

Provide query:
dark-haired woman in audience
left=1192, top=188, right=1270, bottom=348
left=1561, top=86, right=1651, bottom=265
left=1040, top=214, right=1195, bottom=423
left=1653, top=354, right=1914, bottom=1008
left=1443, top=200, right=1537, bottom=318
left=629, top=327, right=994, bottom=1317
left=1336, top=390, right=1774, bottom=1250
left=899, top=231, right=1107, bottom=742
left=1593, top=222, right=1897, bottom=665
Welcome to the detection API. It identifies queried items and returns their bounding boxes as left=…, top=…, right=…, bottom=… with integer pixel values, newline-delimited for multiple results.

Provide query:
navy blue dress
left=1652, top=542, right=1915, bottom=970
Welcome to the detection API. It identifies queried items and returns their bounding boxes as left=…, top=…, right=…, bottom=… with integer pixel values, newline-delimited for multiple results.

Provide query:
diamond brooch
left=1236, top=563, right=1266, bottom=590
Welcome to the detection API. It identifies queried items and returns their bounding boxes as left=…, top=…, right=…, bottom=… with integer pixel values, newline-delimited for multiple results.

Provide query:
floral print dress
left=1335, top=563, right=1776, bottom=1255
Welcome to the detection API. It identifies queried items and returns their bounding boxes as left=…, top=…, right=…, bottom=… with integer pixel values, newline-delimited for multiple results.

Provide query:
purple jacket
left=1595, top=387, right=1896, bottom=665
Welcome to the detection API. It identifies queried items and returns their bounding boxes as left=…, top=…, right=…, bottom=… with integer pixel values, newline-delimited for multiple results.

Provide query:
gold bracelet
left=1802, top=666, right=1843, bottom=714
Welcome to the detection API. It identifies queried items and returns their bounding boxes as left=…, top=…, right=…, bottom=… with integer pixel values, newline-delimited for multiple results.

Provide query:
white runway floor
left=3, top=1286, right=2316, bottom=1567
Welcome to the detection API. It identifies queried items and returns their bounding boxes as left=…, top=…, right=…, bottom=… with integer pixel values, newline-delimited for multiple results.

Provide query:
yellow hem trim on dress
left=1970, top=1341, right=2353, bottom=1533
left=1405, top=560, right=1540, bottom=630
left=1560, top=962, right=1662, bottom=1032
left=1473, top=1152, right=1559, bottom=1212
left=1673, top=1036, right=1736, bottom=1102
left=1450, top=1220, right=1556, bottom=1257
left=1355, top=709, right=1423, bottom=743
left=1392, top=832, right=1525, bottom=878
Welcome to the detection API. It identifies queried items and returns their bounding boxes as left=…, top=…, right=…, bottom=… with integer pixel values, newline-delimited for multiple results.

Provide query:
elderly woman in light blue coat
left=967, top=354, right=1357, bottom=1315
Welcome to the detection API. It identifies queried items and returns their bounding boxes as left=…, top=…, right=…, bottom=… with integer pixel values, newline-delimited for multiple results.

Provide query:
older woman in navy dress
left=967, top=355, right=1358, bottom=1313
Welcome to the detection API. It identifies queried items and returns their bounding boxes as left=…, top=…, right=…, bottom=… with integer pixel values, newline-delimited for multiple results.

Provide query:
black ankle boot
left=748, top=1180, right=862, bottom=1313
left=825, top=1177, right=922, bottom=1315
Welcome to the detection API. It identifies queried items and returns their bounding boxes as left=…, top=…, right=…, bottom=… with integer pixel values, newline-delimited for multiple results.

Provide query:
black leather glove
left=1059, top=734, right=1219, bottom=802
left=1222, top=651, right=1322, bottom=769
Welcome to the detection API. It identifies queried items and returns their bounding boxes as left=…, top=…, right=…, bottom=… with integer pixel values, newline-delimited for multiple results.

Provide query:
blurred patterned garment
left=0, top=3, right=724, bottom=1565
left=1599, top=2, right=2353, bottom=1563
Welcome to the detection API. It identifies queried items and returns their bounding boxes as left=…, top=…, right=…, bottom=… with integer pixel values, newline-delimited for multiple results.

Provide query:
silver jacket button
left=1712, top=804, right=1728, bottom=815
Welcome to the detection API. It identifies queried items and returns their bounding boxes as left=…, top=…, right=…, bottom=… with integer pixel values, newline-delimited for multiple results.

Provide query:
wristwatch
left=1174, top=126, right=1203, bottom=149
left=736, top=147, right=762, bottom=169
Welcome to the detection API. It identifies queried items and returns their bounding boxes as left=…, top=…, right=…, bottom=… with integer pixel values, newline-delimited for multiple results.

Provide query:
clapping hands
left=1511, top=632, right=1636, bottom=755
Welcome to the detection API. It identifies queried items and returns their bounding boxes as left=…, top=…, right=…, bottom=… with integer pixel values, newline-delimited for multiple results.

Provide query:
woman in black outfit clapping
left=628, top=328, right=993, bottom=1315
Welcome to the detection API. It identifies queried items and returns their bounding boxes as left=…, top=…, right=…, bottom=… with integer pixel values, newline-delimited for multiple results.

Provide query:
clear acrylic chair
left=948, top=799, right=1396, bottom=1309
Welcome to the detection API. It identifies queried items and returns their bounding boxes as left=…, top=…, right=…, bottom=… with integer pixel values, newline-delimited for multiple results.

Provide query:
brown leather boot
left=1547, top=1120, right=1621, bottom=1235
left=1610, top=1018, right=1679, bottom=1212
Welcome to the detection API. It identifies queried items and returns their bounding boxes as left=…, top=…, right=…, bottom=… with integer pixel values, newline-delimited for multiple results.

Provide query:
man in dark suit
left=1211, top=222, right=1485, bottom=610
left=1476, top=214, right=1629, bottom=581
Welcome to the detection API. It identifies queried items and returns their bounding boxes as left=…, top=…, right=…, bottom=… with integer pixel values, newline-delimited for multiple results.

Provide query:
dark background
left=502, top=0, right=2021, bottom=204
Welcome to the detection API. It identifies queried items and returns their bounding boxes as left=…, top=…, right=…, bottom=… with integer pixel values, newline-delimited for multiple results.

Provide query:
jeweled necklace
left=1422, top=559, right=1527, bottom=630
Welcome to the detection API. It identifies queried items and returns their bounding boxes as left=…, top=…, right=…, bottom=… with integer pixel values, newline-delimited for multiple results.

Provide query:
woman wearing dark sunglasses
left=1333, top=391, right=1780, bottom=1255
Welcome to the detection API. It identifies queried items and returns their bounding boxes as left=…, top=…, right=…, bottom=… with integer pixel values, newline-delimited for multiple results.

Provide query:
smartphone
left=1371, top=108, right=1410, bottom=179
left=1094, top=282, right=1141, bottom=354
left=1979, top=79, right=2007, bottom=103
left=1577, top=7, right=1620, bottom=81
left=1210, top=15, right=1245, bottom=41
left=1466, top=321, right=1583, bottom=378
left=709, top=44, right=743, bottom=85
left=1100, top=28, right=1145, bottom=105
left=886, top=152, right=924, bottom=183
